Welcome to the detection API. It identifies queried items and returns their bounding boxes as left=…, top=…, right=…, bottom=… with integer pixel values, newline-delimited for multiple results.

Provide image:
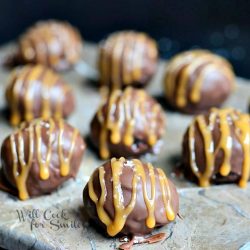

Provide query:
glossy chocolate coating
left=6, top=64, right=75, bottom=126
left=164, top=50, right=235, bottom=114
left=90, top=87, right=165, bottom=159
left=98, top=31, right=158, bottom=90
left=182, top=108, right=250, bottom=186
left=18, top=20, right=83, bottom=71
left=83, top=158, right=179, bottom=236
left=1, top=119, right=85, bottom=200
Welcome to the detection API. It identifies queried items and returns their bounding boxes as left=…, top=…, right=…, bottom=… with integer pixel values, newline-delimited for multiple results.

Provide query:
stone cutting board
left=0, top=43, right=250, bottom=250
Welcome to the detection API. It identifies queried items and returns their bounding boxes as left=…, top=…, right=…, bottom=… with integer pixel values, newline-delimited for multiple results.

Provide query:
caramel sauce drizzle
left=96, top=87, right=162, bottom=159
left=20, top=21, right=82, bottom=67
left=58, top=119, right=79, bottom=176
left=88, top=157, right=175, bottom=236
left=9, top=118, right=79, bottom=200
left=6, top=65, right=69, bottom=126
left=164, top=50, right=235, bottom=107
left=99, top=31, right=157, bottom=90
left=188, top=108, right=250, bottom=188
left=35, top=119, right=54, bottom=180
left=10, top=125, right=34, bottom=200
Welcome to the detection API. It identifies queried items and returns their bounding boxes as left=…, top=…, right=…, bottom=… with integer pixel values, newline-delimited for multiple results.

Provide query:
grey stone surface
left=0, top=43, right=250, bottom=250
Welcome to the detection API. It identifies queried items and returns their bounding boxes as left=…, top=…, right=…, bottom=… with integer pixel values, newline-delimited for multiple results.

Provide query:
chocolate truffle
left=6, top=64, right=75, bottom=126
left=182, top=108, right=250, bottom=188
left=18, top=20, right=83, bottom=71
left=164, top=50, right=235, bottom=114
left=90, top=87, right=165, bottom=159
left=1, top=118, right=85, bottom=200
left=83, top=157, right=179, bottom=247
left=99, top=31, right=158, bottom=90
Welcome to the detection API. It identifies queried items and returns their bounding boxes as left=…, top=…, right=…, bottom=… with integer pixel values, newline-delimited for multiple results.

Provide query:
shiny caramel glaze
left=6, top=64, right=74, bottom=126
left=1, top=118, right=85, bottom=200
left=85, top=157, right=178, bottom=237
left=91, top=87, right=165, bottom=159
left=99, top=31, right=158, bottom=90
left=183, top=108, right=250, bottom=187
left=164, top=50, right=235, bottom=113
left=18, top=20, right=83, bottom=71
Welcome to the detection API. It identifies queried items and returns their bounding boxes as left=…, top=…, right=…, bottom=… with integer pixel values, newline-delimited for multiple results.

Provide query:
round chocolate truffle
left=83, top=157, right=179, bottom=243
left=99, top=31, right=158, bottom=90
left=163, top=50, right=235, bottom=114
left=1, top=118, right=85, bottom=200
left=18, top=20, right=83, bottom=71
left=182, top=108, right=250, bottom=188
left=6, top=64, right=75, bottom=126
left=90, top=87, right=165, bottom=159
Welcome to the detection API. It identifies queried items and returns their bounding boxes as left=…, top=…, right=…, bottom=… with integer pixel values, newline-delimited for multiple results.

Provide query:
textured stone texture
left=0, top=43, right=250, bottom=250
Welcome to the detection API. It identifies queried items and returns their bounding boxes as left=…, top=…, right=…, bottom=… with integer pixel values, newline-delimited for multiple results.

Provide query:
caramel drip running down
left=88, top=157, right=175, bottom=236
left=97, top=87, right=161, bottom=159
left=10, top=118, right=79, bottom=200
left=99, top=31, right=157, bottom=90
left=6, top=65, right=69, bottom=126
left=58, top=119, right=79, bottom=176
left=188, top=108, right=250, bottom=188
left=10, top=125, right=34, bottom=200
left=164, top=50, right=235, bottom=107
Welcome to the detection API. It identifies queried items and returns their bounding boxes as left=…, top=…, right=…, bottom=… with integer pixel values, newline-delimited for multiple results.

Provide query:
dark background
left=0, top=0, right=249, bottom=77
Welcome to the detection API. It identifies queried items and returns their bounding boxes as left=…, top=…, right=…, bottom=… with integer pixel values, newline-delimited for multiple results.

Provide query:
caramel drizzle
left=188, top=108, right=250, bottom=188
left=164, top=50, right=235, bottom=107
left=6, top=65, right=68, bottom=126
left=10, top=125, right=34, bottom=200
left=20, top=21, right=82, bottom=67
left=10, top=118, right=79, bottom=200
left=58, top=119, right=79, bottom=176
left=97, top=87, right=162, bottom=159
left=35, top=119, right=54, bottom=180
left=99, top=31, right=157, bottom=90
left=88, top=157, right=175, bottom=236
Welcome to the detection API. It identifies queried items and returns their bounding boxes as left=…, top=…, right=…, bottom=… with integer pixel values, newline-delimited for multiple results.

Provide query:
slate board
left=0, top=43, right=250, bottom=250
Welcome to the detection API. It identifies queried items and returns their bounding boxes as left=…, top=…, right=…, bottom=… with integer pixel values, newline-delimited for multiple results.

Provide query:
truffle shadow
left=153, top=95, right=177, bottom=113
left=0, top=106, right=11, bottom=124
